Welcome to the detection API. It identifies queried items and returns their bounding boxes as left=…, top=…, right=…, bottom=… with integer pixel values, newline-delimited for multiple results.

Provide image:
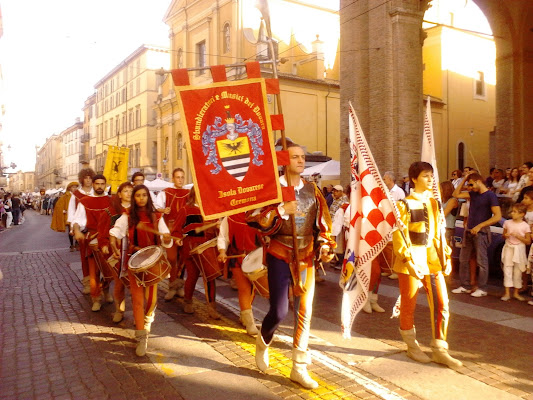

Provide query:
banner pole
left=262, top=18, right=305, bottom=296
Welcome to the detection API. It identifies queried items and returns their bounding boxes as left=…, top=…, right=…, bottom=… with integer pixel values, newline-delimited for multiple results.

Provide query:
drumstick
left=194, top=221, right=219, bottom=233
left=135, top=223, right=183, bottom=242
left=225, top=254, right=246, bottom=259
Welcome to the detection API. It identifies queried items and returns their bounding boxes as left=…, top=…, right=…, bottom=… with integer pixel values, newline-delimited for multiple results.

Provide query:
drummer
left=172, top=187, right=222, bottom=319
left=154, top=168, right=189, bottom=301
left=72, top=174, right=113, bottom=312
left=109, top=185, right=172, bottom=357
left=217, top=213, right=263, bottom=335
left=98, top=182, right=133, bottom=323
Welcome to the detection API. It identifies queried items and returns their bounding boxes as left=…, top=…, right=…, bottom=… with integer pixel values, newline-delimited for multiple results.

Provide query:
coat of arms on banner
left=176, top=78, right=282, bottom=219
left=203, top=106, right=264, bottom=181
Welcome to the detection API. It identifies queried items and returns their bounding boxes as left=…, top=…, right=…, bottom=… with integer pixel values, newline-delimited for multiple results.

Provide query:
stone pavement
left=1, top=245, right=532, bottom=400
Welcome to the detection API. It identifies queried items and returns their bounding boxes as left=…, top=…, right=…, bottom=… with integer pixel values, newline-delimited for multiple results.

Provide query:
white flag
left=340, top=103, right=401, bottom=338
left=421, top=97, right=442, bottom=203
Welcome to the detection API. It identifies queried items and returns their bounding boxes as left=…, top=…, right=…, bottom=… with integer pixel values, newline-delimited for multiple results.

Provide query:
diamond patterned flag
left=339, top=103, right=402, bottom=338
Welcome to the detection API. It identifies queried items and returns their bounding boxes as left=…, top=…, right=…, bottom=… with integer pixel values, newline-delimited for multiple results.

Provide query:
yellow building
left=9, top=170, right=34, bottom=193
left=423, top=1, right=496, bottom=178
left=94, top=45, right=170, bottom=179
left=35, top=135, right=63, bottom=190
left=157, top=0, right=340, bottom=180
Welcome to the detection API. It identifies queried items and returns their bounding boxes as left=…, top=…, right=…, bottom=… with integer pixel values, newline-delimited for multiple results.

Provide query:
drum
left=241, top=248, right=269, bottom=299
left=89, top=240, right=114, bottom=281
left=189, top=238, right=222, bottom=281
left=107, top=255, right=130, bottom=289
left=128, top=245, right=171, bottom=287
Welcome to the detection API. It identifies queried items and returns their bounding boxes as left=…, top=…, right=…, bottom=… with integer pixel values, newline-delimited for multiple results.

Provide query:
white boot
left=175, top=278, right=185, bottom=298
left=91, top=297, right=102, bottom=312
left=207, top=302, right=220, bottom=319
left=81, top=276, right=91, bottom=295
left=164, top=278, right=182, bottom=301
left=431, top=339, right=463, bottom=370
left=135, top=329, right=148, bottom=357
left=399, top=327, right=431, bottom=363
left=103, top=287, right=113, bottom=303
left=255, top=333, right=270, bottom=372
left=370, top=292, right=385, bottom=313
left=240, top=309, right=259, bottom=336
left=144, top=313, right=155, bottom=333
left=362, top=297, right=372, bottom=314
left=290, top=349, right=318, bottom=389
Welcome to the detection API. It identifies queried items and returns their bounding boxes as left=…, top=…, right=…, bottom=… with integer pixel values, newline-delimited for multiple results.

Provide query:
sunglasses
left=466, top=183, right=474, bottom=187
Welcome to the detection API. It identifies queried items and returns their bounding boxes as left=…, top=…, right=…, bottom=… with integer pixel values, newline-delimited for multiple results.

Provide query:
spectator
left=485, top=167, right=496, bottom=188
left=500, top=203, right=531, bottom=301
left=441, top=181, right=459, bottom=248
left=4, top=193, right=13, bottom=228
left=329, top=185, right=348, bottom=216
left=501, top=167, right=520, bottom=200
left=491, top=169, right=506, bottom=193
left=451, top=170, right=463, bottom=188
left=516, top=162, right=533, bottom=195
left=451, top=172, right=502, bottom=297
left=11, top=193, right=21, bottom=225
left=516, top=166, right=533, bottom=204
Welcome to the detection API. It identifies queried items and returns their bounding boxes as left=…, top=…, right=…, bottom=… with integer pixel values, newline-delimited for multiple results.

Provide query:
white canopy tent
left=302, top=160, right=340, bottom=180
left=144, top=178, right=174, bottom=192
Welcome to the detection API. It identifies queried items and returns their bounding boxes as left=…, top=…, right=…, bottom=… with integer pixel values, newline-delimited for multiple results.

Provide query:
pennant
left=339, top=103, right=401, bottom=338
left=176, top=78, right=282, bottom=219
left=103, top=145, right=129, bottom=194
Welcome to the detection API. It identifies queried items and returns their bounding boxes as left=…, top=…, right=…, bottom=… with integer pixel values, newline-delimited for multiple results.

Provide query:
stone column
left=340, top=0, right=428, bottom=184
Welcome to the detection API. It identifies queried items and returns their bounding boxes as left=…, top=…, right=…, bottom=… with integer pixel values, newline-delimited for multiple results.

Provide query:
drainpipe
left=325, top=83, right=330, bottom=157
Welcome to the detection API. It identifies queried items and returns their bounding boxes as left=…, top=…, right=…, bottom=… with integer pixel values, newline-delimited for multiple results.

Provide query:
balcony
left=79, top=153, right=90, bottom=164
left=80, top=133, right=91, bottom=143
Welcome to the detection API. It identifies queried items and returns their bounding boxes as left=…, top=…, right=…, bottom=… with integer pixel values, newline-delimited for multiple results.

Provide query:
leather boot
left=81, top=276, right=91, bottom=295
left=175, top=278, right=185, bottom=298
left=164, top=278, right=181, bottom=301
left=103, top=287, right=113, bottom=304
left=135, top=329, right=148, bottom=357
left=370, top=292, right=385, bottom=313
left=431, top=339, right=463, bottom=370
left=290, top=348, right=318, bottom=389
left=207, top=302, right=220, bottom=319
left=183, top=299, right=194, bottom=314
left=399, top=327, right=431, bottom=363
left=255, top=333, right=270, bottom=372
left=91, top=297, right=102, bottom=312
left=144, top=313, right=155, bottom=333
left=362, top=297, right=372, bottom=314
left=240, top=309, right=259, bottom=336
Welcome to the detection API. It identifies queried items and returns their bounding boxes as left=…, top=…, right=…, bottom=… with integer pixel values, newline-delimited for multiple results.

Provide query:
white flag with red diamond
left=339, top=103, right=401, bottom=338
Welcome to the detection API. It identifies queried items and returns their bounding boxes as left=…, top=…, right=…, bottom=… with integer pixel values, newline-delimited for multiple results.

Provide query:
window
left=151, top=141, right=157, bottom=166
left=134, top=144, right=141, bottom=167
left=177, top=133, right=183, bottom=160
left=116, top=92, right=120, bottom=105
left=116, top=116, right=120, bottom=135
left=122, top=113, right=127, bottom=133
left=177, top=48, right=183, bottom=68
left=136, top=107, right=141, bottom=128
left=458, top=142, right=465, bottom=171
left=129, top=82, right=133, bottom=98
left=122, top=88, right=127, bottom=102
left=110, top=96, right=114, bottom=109
left=196, top=40, right=206, bottom=75
left=136, top=78, right=140, bottom=95
left=128, top=145, right=133, bottom=168
left=104, top=121, right=108, bottom=139
left=474, top=71, right=486, bottom=99
left=223, top=23, right=231, bottom=53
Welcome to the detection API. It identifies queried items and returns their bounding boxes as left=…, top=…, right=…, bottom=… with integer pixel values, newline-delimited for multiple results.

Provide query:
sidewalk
left=0, top=247, right=530, bottom=399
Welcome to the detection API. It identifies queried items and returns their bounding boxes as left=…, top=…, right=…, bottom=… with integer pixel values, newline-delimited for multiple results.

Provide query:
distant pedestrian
left=4, top=193, right=13, bottom=228
left=501, top=203, right=531, bottom=301
left=11, top=193, right=21, bottom=225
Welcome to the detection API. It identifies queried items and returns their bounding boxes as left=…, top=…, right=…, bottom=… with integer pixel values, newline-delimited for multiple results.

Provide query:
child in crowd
left=521, top=190, right=533, bottom=304
left=501, top=203, right=531, bottom=301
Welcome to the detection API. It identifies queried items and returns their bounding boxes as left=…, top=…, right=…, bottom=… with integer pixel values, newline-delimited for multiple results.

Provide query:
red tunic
left=227, top=213, right=261, bottom=254
left=162, top=187, right=189, bottom=228
left=79, top=195, right=112, bottom=233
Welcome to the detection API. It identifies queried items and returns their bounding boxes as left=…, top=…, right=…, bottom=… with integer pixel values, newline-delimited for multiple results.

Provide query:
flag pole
left=258, top=3, right=305, bottom=296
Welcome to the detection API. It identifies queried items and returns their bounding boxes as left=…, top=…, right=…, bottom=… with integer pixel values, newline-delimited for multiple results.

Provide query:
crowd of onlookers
left=0, top=188, right=66, bottom=231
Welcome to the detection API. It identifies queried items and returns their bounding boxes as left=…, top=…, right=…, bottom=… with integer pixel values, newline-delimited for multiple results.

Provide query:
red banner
left=177, top=78, right=282, bottom=219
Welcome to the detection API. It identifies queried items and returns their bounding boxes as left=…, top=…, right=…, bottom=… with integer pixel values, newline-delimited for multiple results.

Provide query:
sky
left=0, top=0, right=171, bottom=171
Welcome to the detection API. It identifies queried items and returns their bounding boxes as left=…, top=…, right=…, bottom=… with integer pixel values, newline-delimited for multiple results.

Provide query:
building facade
left=60, top=119, right=84, bottom=184
left=81, top=94, right=96, bottom=170
left=35, top=135, right=63, bottom=190
left=9, top=170, right=34, bottom=193
left=158, top=0, right=340, bottom=180
left=93, top=45, right=170, bottom=179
